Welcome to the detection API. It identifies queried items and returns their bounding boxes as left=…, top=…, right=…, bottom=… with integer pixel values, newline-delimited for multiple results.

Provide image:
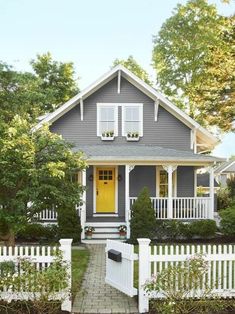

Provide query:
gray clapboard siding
left=130, top=166, right=156, bottom=197
left=177, top=166, right=194, bottom=197
left=51, top=77, right=191, bottom=151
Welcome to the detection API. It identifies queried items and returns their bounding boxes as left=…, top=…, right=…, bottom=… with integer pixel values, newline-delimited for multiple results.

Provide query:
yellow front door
left=96, top=168, right=115, bottom=213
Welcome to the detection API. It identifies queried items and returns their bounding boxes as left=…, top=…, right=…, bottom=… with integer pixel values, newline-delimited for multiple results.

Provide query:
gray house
left=36, top=65, right=223, bottom=240
left=214, top=160, right=235, bottom=187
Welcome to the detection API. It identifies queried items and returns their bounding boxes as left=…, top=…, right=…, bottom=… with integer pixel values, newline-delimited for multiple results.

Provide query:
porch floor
left=72, top=244, right=138, bottom=313
left=86, top=216, right=125, bottom=223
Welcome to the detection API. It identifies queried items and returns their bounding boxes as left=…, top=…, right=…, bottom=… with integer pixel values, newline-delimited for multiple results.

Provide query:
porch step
left=84, top=222, right=127, bottom=241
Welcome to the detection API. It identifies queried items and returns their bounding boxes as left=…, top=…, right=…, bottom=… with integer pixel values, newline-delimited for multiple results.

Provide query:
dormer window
left=122, top=104, right=143, bottom=137
left=97, top=104, right=118, bottom=138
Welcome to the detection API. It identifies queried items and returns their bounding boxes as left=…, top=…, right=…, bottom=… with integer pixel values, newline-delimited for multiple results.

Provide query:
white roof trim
left=215, top=160, right=235, bottom=174
left=35, top=65, right=218, bottom=146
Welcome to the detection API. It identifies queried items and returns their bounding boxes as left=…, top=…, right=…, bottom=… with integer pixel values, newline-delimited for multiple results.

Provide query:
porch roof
left=74, top=145, right=224, bottom=164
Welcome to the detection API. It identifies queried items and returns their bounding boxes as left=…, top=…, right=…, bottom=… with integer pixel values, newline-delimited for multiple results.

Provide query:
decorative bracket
left=129, top=165, right=135, bottom=172
left=162, top=165, right=178, bottom=173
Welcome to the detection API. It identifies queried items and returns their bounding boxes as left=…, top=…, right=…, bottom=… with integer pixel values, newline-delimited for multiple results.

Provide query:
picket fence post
left=59, top=238, right=73, bottom=312
left=138, top=238, right=151, bottom=313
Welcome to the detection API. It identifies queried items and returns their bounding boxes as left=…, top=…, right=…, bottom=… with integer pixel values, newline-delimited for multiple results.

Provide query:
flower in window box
left=126, top=132, right=139, bottom=141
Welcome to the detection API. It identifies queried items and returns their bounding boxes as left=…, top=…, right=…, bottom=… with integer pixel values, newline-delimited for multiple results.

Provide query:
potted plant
left=118, top=225, right=127, bottom=239
left=85, top=226, right=95, bottom=239
left=101, top=130, right=114, bottom=141
left=126, top=132, right=139, bottom=141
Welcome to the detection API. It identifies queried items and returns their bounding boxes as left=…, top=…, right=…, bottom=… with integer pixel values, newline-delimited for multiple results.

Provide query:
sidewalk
left=72, top=244, right=138, bottom=314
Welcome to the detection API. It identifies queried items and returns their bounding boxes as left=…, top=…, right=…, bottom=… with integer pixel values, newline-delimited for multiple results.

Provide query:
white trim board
left=34, top=65, right=218, bottom=149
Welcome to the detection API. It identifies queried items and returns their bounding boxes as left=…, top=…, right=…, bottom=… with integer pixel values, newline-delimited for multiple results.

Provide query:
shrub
left=227, top=176, right=235, bottom=199
left=189, top=220, right=217, bottom=238
left=17, top=223, right=58, bottom=242
left=217, top=187, right=232, bottom=210
left=144, top=254, right=227, bottom=314
left=130, top=187, right=156, bottom=243
left=155, top=220, right=182, bottom=240
left=0, top=251, right=69, bottom=314
left=219, top=204, right=235, bottom=236
left=57, top=204, right=81, bottom=243
left=154, top=220, right=216, bottom=240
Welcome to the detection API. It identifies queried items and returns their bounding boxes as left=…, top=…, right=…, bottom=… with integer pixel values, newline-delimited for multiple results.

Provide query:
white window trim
left=121, top=103, right=143, bottom=137
left=97, top=103, right=118, bottom=137
left=156, top=166, right=177, bottom=197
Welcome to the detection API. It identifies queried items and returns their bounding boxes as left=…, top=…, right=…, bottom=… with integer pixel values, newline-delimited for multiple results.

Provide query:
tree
left=112, top=55, right=152, bottom=85
left=31, top=52, right=79, bottom=112
left=0, top=116, right=86, bottom=245
left=0, top=62, right=44, bottom=122
left=0, top=53, right=79, bottom=122
left=152, top=0, right=234, bottom=131
left=130, top=187, right=156, bottom=242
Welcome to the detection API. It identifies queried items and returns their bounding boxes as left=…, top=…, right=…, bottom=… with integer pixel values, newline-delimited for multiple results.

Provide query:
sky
left=0, top=0, right=234, bottom=158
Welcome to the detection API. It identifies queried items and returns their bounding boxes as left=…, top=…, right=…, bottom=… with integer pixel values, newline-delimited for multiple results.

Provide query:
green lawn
left=72, top=247, right=90, bottom=298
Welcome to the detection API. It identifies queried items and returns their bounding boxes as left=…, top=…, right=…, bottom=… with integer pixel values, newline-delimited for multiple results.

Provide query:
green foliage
left=217, top=187, right=232, bottom=210
left=0, top=53, right=79, bottom=122
left=188, top=220, right=217, bottom=238
left=31, top=52, right=79, bottom=112
left=155, top=220, right=217, bottom=240
left=227, top=176, right=235, bottom=199
left=112, top=55, right=152, bottom=85
left=152, top=0, right=234, bottom=131
left=219, top=204, right=235, bottom=236
left=57, top=205, right=82, bottom=243
left=0, top=116, right=86, bottom=242
left=144, top=254, right=227, bottom=314
left=0, top=251, right=69, bottom=314
left=130, top=187, right=156, bottom=242
left=17, top=223, right=58, bottom=242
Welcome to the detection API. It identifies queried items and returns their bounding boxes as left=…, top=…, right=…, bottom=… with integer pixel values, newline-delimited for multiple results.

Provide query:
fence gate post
left=138, top=238, right=151, bottom=313
left=59, top=238, right=73, bottom=312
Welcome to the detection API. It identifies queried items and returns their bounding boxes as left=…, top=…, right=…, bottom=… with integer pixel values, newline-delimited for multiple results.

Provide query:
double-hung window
left=122, top=104, right=143, bottom=137
left=97, top=104, right=118, bottom=136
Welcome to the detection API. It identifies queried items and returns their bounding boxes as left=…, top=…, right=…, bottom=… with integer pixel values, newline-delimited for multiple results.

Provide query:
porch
left=37, top=163, right=215, bottom=240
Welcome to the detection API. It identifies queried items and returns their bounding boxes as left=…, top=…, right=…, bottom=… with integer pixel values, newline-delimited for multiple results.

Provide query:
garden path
left=72, top=244, right=138, bottom=314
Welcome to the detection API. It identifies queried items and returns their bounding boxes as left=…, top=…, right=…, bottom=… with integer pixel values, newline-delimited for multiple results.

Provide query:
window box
left=101, top=131, right=114, bottom=141
left=126, top=132, right=139, bottom=142
left=101, top=136, right=114, bottom=141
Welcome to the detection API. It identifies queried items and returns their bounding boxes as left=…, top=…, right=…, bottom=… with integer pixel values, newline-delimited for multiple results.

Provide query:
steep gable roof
left=35, top=65, right=218, bottom=150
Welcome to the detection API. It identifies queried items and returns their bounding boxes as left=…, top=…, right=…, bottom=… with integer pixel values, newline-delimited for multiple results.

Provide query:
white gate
left=105, top=240, right=138, bottom=297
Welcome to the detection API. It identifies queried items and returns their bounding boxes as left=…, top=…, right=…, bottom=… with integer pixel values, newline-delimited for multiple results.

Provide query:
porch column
left=81, top=169, right=86, bottom=239
left=125, top=165, right=130, bottom=238
left=209, top=166, right=214, bottom=219
left=163, top=165, right=177, bottom=219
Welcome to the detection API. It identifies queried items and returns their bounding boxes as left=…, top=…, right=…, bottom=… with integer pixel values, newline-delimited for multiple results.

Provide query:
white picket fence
left=0, top=239, right=72, bottom=312
left=106, top=239, right=235, bottom=313
left=35, top=206, right=81, bottom=222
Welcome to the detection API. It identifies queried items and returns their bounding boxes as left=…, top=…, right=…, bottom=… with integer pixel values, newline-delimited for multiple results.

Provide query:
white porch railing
left=130, top=197, right=211, bottom=219
left=35, top=205, right=82, bottom=222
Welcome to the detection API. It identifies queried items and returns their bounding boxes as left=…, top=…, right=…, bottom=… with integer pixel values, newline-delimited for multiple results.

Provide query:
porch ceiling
left=74, top=145, right=224, bottom=165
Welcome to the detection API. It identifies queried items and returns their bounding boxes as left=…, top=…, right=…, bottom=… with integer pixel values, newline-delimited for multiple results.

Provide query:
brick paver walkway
left=72, top=244, right=138, bottom=314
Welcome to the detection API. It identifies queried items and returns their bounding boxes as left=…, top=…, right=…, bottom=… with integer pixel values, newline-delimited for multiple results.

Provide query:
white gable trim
left=34, top=65, right=218, bottom=148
